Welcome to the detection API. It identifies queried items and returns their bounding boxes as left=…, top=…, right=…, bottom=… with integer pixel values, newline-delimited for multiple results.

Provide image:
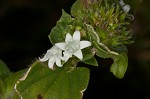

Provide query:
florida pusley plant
left=0, top=0, right=137, bottom=99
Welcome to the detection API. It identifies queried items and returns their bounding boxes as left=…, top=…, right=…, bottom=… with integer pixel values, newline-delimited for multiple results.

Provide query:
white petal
left=80, top=41, right=91, bottom=49
left=73, top=30, right=80, bottom=41
left=73, top=50, right=83, bottom=60
left=63, top=51, right=72, bottom=62
left=65, top=33, right=72, bottom=43
left=122, top=4, right=130, bottom=13
left=119, top=0, right=125, bottom=6
left=56, top=59, right=62, bottom=67
left=50, top=45, right=61, bottom=53
left=39, top=49, right=52, bottom=62
left=39, top=57, right=47, bottom=62
left=55, top=43, right=66, bottom=50
left=48, top=58, right=55, bottom=69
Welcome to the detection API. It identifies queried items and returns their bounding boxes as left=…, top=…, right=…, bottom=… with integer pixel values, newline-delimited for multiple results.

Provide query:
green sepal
left=0, top=60, right=11, bottom=98
left=110, top=53, right=128, bottom=79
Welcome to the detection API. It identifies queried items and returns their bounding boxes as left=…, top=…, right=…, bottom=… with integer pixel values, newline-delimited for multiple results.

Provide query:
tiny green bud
left=75, top=26, right=82, bottom=30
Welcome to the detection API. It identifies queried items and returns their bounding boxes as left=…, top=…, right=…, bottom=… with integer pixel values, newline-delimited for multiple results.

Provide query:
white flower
left=119, top=0, right=130, bottom=13
left=119, top=0, right=125, bottom=6
left=122, top=4, right=130, bottom=13
left=39, top=45, right=63, bottom=69
left=55, top=30, right=91, bottom=62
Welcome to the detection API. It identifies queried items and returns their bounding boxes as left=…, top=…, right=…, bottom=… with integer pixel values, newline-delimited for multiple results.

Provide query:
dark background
left=0, top=0, right=150, bottom=99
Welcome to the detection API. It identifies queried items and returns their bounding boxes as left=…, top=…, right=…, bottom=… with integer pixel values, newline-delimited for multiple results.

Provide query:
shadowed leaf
left=110, top=53, right=128, bottom=79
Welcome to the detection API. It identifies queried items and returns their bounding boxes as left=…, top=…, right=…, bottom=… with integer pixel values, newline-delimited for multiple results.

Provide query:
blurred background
left=0, top=0, right=149, bottom=99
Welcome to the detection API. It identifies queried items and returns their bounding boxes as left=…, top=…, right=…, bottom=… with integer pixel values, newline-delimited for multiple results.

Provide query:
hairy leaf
left=83, top=57, right=98, bottom=66
left=5, top=69, right=26, bottom=99
left=110, top=53, right=128, bottom=79
left=71, top=0, right=85, bottom=19
left=16, top=61, right=90, bottom=99
left=93, top=42, right=112, bottom=58
left=49, top=10, right=73, bottom=44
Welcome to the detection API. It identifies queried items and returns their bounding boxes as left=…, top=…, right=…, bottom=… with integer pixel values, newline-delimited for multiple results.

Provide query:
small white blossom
left=119, top=0, right=130, bottom=13
left=122, top=4, right=130, bottom=13
left=119, top=0, right=125, bottom=6
left=55, top=30, right=91, bottom=62
left=39, top=45, right=63, bottom=69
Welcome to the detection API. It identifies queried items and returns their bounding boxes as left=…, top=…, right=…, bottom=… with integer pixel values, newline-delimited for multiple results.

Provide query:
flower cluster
left=39, top=30, right=91, bottom=69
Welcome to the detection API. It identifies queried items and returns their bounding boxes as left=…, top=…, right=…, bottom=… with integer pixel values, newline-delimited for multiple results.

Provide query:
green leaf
left=0, top=60, right=11, bottom=79
left=93, top=42, right=112, bottom=58
left=0, top=78, right=6, bottom=98
left=82, top=48, right=98, bottom=66
left=83, top=57, right=98, bottom=66
left=16, top=61, right=90, bottom=99
left=110, top=53, right=128, bottom=79
left=82, top=48, right=94, bottom=61
left=4, top=69, right=26, bottom=99
left=71, top=0, right=85, bottom=18
left=0, top=67, right=26, bottom=99
left=0, top=60, right=11, bottom=98
left=49, top=10, right=73, bottom=44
